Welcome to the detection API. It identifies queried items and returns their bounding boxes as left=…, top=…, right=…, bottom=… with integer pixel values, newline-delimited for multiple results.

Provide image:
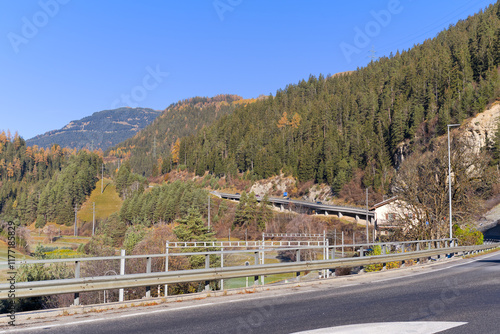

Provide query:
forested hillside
left=0, top=131, right=102, bottom=227
left=106, top=95, right=259, bottom=177
left=27, top=107, right=161, bottom=151
left=175, top=3, right=500, bottom=195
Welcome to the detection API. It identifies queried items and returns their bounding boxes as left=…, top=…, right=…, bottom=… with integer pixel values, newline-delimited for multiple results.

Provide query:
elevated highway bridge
left=211, top=191, right=374, bottom=224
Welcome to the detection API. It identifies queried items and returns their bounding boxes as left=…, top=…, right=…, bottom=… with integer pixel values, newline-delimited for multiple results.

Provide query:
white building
left=371, top=196, right=416, bottom=231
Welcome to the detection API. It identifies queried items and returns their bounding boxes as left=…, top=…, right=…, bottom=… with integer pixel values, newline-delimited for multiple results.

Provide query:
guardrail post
left=254, top=252, right=259, bottom=286
left=165, top=241, right=169, bottom=296
left=295, top=249, right=301, bottom=281
left=146, top=257, right=151, bottom=298
left=74, top=261, right=80, bottom=306
left=221, top=247, right=224, bottom=291
left=205, top=254, right=210, bottom=291
left=260, top=241, right=265, bottom=285
left=324, top=235, right=329, bottom=278
left=119, top=249, right=125, bottom=302
left=341, top=232, right=344, bottom=258
left=416, top=242, right=420, bottom=252
left=359, top=247, right=364, bottom=257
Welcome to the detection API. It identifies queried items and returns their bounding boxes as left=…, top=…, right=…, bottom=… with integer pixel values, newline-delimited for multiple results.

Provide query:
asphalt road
left=5, top=251, right=500, bottom=334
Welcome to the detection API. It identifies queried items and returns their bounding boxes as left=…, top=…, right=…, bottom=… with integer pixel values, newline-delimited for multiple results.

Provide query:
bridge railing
left=168, top=240, right=326, bottom=248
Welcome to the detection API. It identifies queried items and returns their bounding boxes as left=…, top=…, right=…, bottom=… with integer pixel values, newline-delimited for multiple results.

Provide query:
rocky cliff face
left=462, top=103, right=500, bottom=153
left=393, top=141, right=411, bottom=170
left=249, top=175, right=295, bottom=197
left=392, top=103, right=500, bottom=167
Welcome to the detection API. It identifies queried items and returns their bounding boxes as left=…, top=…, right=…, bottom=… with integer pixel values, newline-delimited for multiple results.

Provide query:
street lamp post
left=447, top=124, right=460, bottom=244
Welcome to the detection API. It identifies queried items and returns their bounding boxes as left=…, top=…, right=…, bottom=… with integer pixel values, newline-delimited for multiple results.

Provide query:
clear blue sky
left=0, top=0, right=496, bottom=140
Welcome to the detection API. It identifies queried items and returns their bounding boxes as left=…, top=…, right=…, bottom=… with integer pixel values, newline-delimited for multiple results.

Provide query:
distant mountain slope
left=107, top=95, right=259, bottom=176
left=27, top=107, right=161, bottom=151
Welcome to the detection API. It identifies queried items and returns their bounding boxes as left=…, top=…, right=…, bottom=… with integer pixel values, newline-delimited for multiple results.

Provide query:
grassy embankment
left=0, top=240, right=32, bottom=280
left=28, top=178, right=122, bottom=250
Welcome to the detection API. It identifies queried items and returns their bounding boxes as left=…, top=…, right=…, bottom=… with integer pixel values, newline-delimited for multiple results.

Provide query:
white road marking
left=290, top=321, right=468, bottom=333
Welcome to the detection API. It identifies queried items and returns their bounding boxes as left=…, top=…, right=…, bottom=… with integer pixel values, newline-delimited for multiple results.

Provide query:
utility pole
left=153, top=136, right=157, bottom=159
left=92, top=202, right=96, bottom=236
left=101, top=163, right=104, bottom=194
left=208, top=195, right=211, bottom=230
left=74, top=204, right=78, bottom=237
left=369, top=45, right=378, bottom=62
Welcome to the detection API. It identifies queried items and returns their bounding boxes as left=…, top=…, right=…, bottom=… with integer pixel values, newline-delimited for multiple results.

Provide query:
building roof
left=370, top=196, right=398, bottom=210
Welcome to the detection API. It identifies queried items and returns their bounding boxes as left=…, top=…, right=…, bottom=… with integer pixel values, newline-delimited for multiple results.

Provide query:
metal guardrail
left=1, top=242, right=498, bottom=300
left=1, top=239, right=455, bottom=266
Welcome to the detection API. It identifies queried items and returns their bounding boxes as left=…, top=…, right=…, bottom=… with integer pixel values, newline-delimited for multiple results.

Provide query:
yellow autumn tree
left=171, top=138, right=181, bottom=164
left=277, top=112, right=291, bottom=128
left=290, top=113, right=301, bottom=129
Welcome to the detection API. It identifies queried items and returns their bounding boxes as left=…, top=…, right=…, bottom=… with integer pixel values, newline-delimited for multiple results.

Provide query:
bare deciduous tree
left=391, top=135, right=495, bottom=240
left=42, top=225, right=58, bottom=243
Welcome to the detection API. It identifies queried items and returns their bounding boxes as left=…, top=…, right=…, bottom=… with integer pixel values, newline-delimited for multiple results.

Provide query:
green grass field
left=0, top=240, right=32, bottom=280
left=0, top=240, right=31, bottom=262
left=78, top=178, right=122, bottom=222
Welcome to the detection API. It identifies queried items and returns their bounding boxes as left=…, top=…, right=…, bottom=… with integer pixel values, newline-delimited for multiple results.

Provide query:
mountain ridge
left=27, top=107, right=161, bottom=151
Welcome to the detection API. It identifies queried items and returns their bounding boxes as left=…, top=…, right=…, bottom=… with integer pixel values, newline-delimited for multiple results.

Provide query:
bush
left=123, top=225, right=147, bottom=253
left=386, top=260, right=401, bottom=269
left=364, top=245, right=383, bottom=272
left=454, top=224, right=483, bottom=245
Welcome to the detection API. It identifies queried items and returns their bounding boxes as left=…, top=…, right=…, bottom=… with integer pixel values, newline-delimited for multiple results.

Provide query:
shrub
left=454, top=224, right=483, bottom=245
left=364, top=245, right=383, bottom=272
left=386, top=260, right=401, bottom=269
